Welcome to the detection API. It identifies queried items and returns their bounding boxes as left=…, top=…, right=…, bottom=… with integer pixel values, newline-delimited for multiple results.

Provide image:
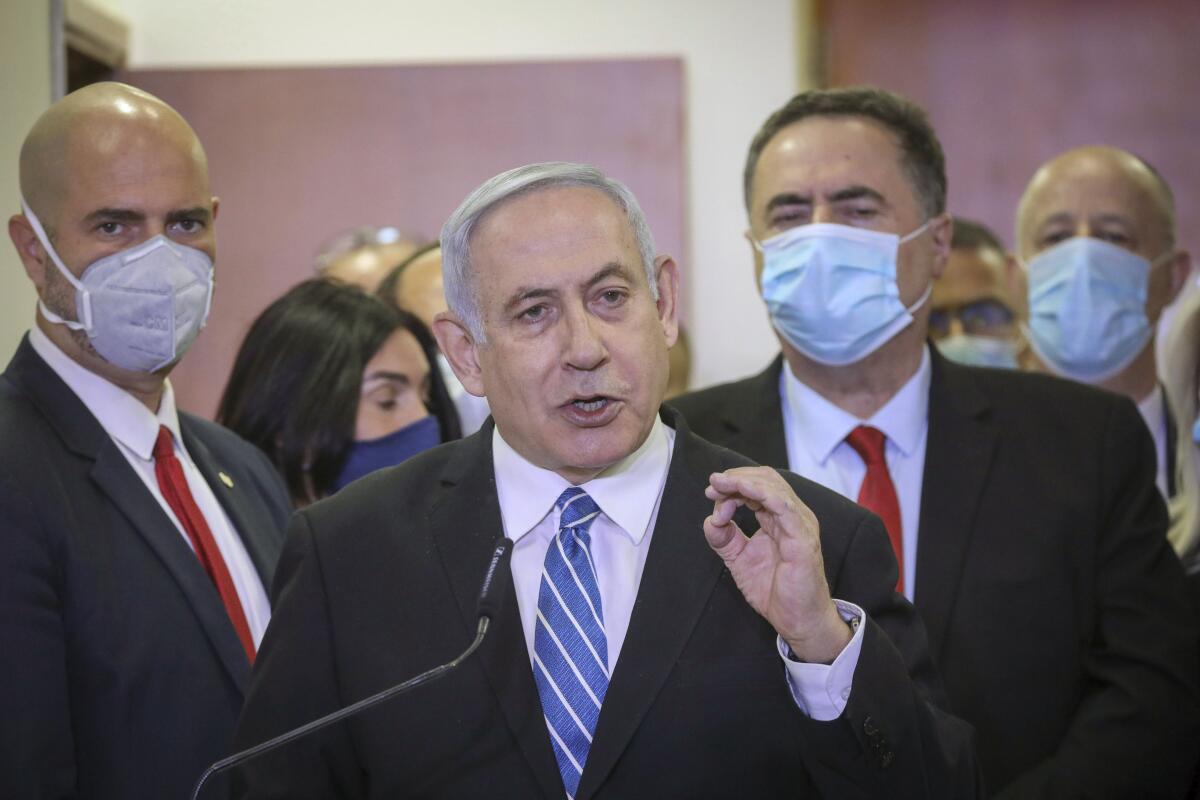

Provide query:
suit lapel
left=576, top=417, right=725, bottom=800
left=90, top=445, right=253, bottom=691
left=741, top=357, right=791, bottom=469
left=429, top=425, right=563, bottom=800
left=7, top=338, right=252, bottom=692
left=183, top=420, right=278, bottom=588
left=687, top=356, right=789, bottom=469
left=1162, top=384, right=1177, bottom=498
left=914, top=352, right=999, bottom=659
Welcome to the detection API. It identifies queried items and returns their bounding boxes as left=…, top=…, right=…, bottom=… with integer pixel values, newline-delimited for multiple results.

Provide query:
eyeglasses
left=928, top=298, right=1015, bottom=338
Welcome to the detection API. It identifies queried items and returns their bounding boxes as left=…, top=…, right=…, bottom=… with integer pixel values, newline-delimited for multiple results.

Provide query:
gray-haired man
left=232, top=162, right=978, bottom=798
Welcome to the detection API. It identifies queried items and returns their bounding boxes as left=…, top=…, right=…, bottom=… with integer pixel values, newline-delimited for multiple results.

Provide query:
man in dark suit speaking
left=0, top=83, right=293, bottom=798
left=232, top=162, right=979, bottom=798
left=671, top=87, right=1200, bottom=797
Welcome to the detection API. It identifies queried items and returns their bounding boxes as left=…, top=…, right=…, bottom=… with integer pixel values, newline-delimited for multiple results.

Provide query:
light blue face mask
left=757, top=221, right=932, bottom=365
left=1025, top=237, right=1163, bottom=383
left=1193, top=415, right=1200, bottom=445
left=935, top=333, right=1019, bottom=369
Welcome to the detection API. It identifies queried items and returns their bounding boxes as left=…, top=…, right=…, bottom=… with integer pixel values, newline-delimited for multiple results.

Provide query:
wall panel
left=125, top=59, right=685, bottom=418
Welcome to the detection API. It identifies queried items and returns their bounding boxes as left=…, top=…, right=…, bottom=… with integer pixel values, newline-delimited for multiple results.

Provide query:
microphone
left=191, top=537, right=514, bottom=800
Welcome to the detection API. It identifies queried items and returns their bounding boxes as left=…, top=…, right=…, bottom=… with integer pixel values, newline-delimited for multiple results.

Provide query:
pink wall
left=819, top=0, right=1200, bottom=255
left=124, top=59, right=686, bottom=419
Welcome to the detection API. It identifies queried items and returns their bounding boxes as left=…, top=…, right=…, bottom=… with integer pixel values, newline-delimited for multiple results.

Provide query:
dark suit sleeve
left=244, top=439, right=295, bottom=534
left=996, top=400, right=1200, bottom=799
left=231, top=512, right=366, bottom=799
left=0, top=463, right=76, bottom=799
left=794, top=505, right=982, bottom=798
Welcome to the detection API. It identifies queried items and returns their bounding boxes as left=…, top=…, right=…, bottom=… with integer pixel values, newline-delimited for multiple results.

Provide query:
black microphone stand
left=191, top=538, right=512, bottom=800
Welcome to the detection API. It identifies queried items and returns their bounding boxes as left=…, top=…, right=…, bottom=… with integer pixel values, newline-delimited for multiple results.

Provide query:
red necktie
left=845, top=425, right=904, bottom=594
left=153, top=426, right=256, bottom=662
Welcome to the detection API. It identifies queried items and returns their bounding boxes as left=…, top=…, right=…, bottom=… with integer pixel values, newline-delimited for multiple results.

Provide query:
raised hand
left=703, top=467, right=851, bottom=664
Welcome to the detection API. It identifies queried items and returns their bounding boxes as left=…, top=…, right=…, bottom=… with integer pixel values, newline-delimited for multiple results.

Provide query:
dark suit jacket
left=0, top=336, right=293, bottom=800
left=672, top=351, right=1200, bottom=798
left=231, top=410, right=979, bottom=799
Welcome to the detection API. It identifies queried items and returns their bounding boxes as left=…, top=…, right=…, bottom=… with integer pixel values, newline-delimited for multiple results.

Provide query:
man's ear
left=928, top=213, right=953, bottom=280
left=8, top=214, right=50, bottom=292
left=1165, top=250, right=1193, bottom=306
left=1004, top=252, right=1030, bottom=320
left=744, top=228, right=765, bottom=294
left=653, top=254, right=680, bottom=349
left=432, top=311, right=486, bottom=397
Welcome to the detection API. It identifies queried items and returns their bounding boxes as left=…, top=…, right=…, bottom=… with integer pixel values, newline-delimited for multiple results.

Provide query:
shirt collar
left=782, top=345, right=932, bottom=464
left=28, top=327, right=183, bottom=461
left=1137, top=383, right=1165, bottom=436
left=492, top=415, right=673, bottom=545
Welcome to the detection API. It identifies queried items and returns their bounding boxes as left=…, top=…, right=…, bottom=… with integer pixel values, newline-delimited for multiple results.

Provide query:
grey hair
left=440, top=162, right=658, bottom=341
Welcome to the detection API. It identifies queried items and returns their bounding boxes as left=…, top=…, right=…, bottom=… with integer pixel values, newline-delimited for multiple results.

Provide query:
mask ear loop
left=21, top=200, right=93, bottom=332
left=899, top=218, right=936, bottom=313
left=906, top=281, right=934, bottom=314
left=898, top=218, right=934, bottom=244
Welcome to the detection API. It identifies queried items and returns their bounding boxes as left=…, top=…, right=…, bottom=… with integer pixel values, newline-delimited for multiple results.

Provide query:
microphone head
left=476, top=538, right=513, bottom=620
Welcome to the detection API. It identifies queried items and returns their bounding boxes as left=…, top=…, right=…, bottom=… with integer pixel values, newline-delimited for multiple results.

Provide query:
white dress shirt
left=780, top=346, right=932, bottom=601
left=1136, top=384, right=1170, bottom=499
left=29, top=328, right=271, bottom=646
left=493, top=415, right=866, bottom=721
left=437, top=353, right=492, bottom=435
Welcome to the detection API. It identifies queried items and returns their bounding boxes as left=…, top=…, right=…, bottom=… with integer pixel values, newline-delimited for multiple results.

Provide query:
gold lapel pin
left=219, top=471, right=234, bottom=488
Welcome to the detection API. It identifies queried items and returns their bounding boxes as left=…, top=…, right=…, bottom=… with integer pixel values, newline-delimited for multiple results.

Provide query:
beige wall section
left=117, top=0, right=811, bottom=390
left=0, top=1, right=52, bottom=362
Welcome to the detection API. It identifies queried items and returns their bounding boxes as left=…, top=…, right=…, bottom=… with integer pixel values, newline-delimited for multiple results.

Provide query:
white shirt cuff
left=777, top=599, right=865, bottom=721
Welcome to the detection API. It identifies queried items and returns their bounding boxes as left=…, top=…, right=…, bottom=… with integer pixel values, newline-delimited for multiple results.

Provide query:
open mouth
left=561, top=395, right=622, bottom=426
left=572, top=396, right=609, bottom=412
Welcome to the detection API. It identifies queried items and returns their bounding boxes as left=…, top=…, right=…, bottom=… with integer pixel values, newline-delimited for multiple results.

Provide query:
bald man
left=1, top=83, right=292, bottom=798
left=316, top=225, right=421, bottom=291
left=378, top=244, right=493, bottom=434
left=1018, top=146, right=1193, bottom=498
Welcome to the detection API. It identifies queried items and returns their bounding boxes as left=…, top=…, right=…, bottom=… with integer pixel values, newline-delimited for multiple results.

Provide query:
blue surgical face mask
left=1025, top=237, right=1164, bottom=383
left=22, top=199, right=214, bottom=373
left=332, top=415, right=441, bottom=491
left=757, top=221, right=933, bottom=366
left=1193, top=415, right=1200, bottom=445
left=935, top=333, right=1019, bottom=369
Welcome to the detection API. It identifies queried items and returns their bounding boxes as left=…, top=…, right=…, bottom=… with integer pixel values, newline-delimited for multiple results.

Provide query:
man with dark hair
left=1, top=83, right=293, bottom=798
left=951, top=218, right=1005, bottom=253
left=929, top=217, right=1028, bottom=369
left=1017, top=146, right=1193, bottom=499
left=743, top=87, right=947, bottom=217
left=674, top=87, right=1200, bottom=797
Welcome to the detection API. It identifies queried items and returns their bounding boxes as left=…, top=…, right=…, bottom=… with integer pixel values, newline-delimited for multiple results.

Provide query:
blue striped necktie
left=533, top=487, right=609, bottom=799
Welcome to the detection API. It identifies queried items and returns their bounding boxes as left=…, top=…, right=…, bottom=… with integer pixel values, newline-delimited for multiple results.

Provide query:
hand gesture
left=704, top=467, right=850, bottom=664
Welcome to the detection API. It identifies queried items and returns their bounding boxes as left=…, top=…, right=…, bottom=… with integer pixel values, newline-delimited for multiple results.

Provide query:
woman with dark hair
left=217, top=279, right=460, bottom=506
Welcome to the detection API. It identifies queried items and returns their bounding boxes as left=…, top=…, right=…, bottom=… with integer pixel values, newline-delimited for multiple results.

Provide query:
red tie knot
left=153, top=425, right=175, bottom=461
left=845, top=425, right=887, bottom=465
